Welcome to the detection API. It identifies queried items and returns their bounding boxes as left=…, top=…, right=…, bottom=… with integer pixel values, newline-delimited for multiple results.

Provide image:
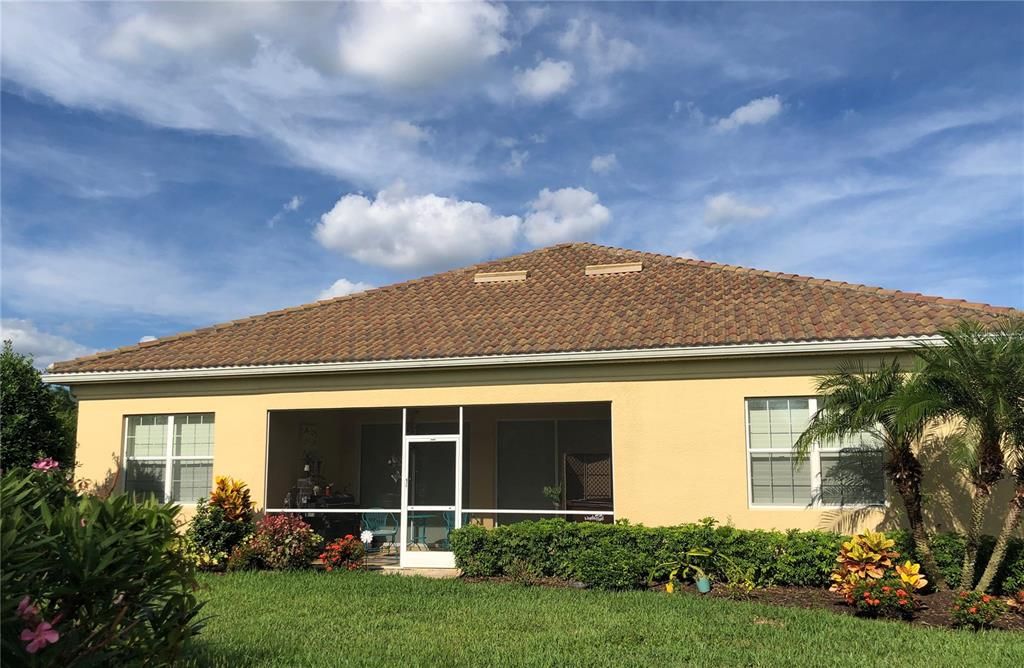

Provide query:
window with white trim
left=746, top=398, right=884, bottom=507
left=124, top=414, right=214, bottom=503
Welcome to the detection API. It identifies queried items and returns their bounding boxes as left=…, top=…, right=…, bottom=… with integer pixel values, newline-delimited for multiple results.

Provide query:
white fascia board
left=40, top=336, right=940, bottom=385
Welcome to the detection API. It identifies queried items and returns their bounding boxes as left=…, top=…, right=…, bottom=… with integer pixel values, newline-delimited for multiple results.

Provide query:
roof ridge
left=57, top=244, right=576, bottom=369
left=570, top=242, right=1017, bottom=314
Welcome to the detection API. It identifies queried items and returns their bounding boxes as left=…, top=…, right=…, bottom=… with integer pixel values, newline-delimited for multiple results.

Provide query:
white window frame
left=745, top=397, right=885, bottom=510
left=123, top=413, right=214, bottom=504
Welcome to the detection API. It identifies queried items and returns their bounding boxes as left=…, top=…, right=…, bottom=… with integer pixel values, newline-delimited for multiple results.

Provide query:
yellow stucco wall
left=69, top=353, right=1004, bottom=534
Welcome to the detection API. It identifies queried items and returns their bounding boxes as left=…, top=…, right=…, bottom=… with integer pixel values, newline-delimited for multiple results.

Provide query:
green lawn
left=186, top=572, right=1023, bottom=667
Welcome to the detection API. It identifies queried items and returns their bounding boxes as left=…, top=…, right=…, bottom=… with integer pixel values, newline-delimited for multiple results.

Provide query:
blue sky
left=2, top=1, right=1022, bottom=368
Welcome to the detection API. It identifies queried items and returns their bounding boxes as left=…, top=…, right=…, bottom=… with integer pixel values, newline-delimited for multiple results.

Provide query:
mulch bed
left=666, top=583, right=1024, bottom=632
left=463, top=576, right=1023, bottom=631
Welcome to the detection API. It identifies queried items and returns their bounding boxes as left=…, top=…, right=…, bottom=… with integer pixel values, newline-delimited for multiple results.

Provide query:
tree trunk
left=898, top=489, right=947, bottom=590
left=889, top=449, right=946, bottom=589
left=975, top=483, right=1024, bottom=592
left=960, top=489, right=990, bottom=590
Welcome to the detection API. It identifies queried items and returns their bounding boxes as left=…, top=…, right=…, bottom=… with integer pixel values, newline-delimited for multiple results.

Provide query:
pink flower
left=31, top=458, right=59, bottom=472
left=20, top=621, right=59, bottom=654
left=16, top=596, right=38, bottom=621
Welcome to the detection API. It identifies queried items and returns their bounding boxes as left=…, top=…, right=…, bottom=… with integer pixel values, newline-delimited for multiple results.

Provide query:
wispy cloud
left=590, top=153, right=618, bottom=174
left=704, top=193, right=774, bottom=225
left=714, top=95, right=783, bottom=132
left=267, top=195, right=304, bottom=228
left=0, top=319, right=94, bottom=370
left=515, top=58, right=575, bottom=101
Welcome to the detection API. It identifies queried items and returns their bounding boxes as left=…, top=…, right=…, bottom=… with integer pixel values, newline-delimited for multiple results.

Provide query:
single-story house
left=45, top=243, right=1017, bottom=568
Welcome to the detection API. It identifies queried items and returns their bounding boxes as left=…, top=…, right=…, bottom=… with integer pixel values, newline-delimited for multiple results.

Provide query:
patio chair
left=361, top=512, right=398, bottom=554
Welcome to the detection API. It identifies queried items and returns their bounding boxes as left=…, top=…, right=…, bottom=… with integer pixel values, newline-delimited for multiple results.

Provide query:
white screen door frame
left=399, top=407, right=463, bottom=568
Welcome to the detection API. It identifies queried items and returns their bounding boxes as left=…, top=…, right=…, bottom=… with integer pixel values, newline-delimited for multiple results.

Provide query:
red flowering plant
left=849, top=577, right=919, bottom=619
left=236, top=514, right=323, bottom=570
left=320, top=535, right=366, bottom=572
left=950, top=591, right=1008, bottom=630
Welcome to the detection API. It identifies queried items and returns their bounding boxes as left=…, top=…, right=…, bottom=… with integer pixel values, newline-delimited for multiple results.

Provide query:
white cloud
left=502, top=149, right=530, bottom=175
left=0, top=319, right=94, bottom=370
left=523, top=187, right=611, bottom=245
left=590, top=153, right=618, bottom=174
left=314, top=182, right=522, bottom=270
left=318, top=278, right=375, bottom=300
left=714, top=95, right=783, bottom=131
left=338, top=1, right=509, bottom=87
left=518, top=5, right=550, bottom=34
left=98, top=3, right=302, bottom=64
left=559, top=19, right=640, bottom=76
left=704, top=193, right=774, bottom=225
left=268, top=195, right=304, bottom=227
left=2, top=236, right=303, bottom=324
left=139, top=335, right=158, bottom=343
left=943, top=136, right=1024, bottom=178
left=391, top=121, right=432, bottom=143
left=515, top=59, right=575, bottom=101
left=0, top=3, right=481, bottom=190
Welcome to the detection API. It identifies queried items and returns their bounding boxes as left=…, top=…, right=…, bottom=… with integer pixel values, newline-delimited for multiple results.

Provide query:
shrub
left=950, top=591, right=1008, bottom=630
left=184, top=500, right=247, bottom=569
left=1006, top=590, right=1024, bottom=615
left=1, top=342, right=76, bottom=469
left=242, top=514, right=323, bottom=570
left=320, top=535, right=366, bottom=572
left=849, top=577, right=918, bottom=619
left=183, top=477, right=254, bottom=570
left=226, top=541, right=261, bottom=572
left=450, top=519, right=1022, bottom=593
left=829, top=530, right=902, bottom=597
left=1, top=466, right=203, bottom=666
left=207, top=476, right=253, bottom=523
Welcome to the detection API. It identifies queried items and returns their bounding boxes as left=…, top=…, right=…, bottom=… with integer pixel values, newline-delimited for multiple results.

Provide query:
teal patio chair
left=361, top=512, right=398, bottom=554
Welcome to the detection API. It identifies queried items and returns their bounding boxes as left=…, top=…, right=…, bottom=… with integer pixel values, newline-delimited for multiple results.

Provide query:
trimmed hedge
left=451, top=518, right=1023, bottom=593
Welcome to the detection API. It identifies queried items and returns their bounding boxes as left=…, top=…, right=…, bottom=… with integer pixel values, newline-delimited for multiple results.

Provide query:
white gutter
left=40, top=336, right=940, bottom=385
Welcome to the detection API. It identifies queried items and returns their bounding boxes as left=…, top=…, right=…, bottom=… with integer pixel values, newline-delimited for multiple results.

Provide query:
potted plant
left=542, top=485, right=562, bottom=509
left=653, top=547, right=714, bottom=594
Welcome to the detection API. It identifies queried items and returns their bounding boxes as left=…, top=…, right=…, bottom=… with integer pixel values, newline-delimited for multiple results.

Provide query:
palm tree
left=899, top=318, right=1024, bottom=590
left=977, top=396, right=1024, bottom=592
left=795, top=359, right=946, bottom=589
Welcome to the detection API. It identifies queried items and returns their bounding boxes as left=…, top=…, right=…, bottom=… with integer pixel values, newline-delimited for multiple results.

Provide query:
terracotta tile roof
left=50, top=243, right=1018, bottom=373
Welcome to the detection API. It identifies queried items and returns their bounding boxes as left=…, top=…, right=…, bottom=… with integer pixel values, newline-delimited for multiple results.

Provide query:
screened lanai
left=265, top=402, right=613, bottom=568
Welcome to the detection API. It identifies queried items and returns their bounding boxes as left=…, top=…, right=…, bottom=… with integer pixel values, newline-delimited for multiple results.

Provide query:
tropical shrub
left=0, top=342, right=76, bottom=469
left=1, top=465, right=203, bottom=666
left=829, top=531, right=902, bottom=597
left=225, top=541, right=261, bottom=572
left=207, top=476, right=253, bottom=522
left=950, top=591, right=1008, bottom=630
left=184, top=477, right=254, bottom=570
left=320, top=535, right=366, bottom=572
left=451, top=519, right=1021, bottom=592
left=235, top=514, right=322, bottom=570
left=849, top=577, right=918, bottom=619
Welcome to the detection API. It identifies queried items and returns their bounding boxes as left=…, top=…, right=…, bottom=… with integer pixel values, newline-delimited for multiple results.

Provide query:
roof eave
left=41, top=336, right=942, bottom=385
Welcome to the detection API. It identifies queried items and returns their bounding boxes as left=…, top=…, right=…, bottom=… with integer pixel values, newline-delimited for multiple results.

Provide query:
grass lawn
left=186, top=572, right=1024, bottom=667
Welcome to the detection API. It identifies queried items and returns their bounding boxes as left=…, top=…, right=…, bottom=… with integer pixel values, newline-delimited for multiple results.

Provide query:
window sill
left=748, top=503, right=887, bottom=511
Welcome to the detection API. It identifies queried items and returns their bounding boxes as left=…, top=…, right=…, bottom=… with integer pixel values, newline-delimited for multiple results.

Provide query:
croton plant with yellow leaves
left=830, top=530, right=928, bottom=599
left=208, top=475, right=253, bottom=522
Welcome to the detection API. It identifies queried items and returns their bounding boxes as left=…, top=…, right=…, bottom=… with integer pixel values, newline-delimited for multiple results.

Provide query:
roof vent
left=584, top=262, right=643, bottom=276
left=474, top=270, right=528, bottom=283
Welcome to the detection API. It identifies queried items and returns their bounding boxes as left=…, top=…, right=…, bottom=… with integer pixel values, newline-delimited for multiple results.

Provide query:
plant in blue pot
left=652, top=547, right=714, bottom=594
